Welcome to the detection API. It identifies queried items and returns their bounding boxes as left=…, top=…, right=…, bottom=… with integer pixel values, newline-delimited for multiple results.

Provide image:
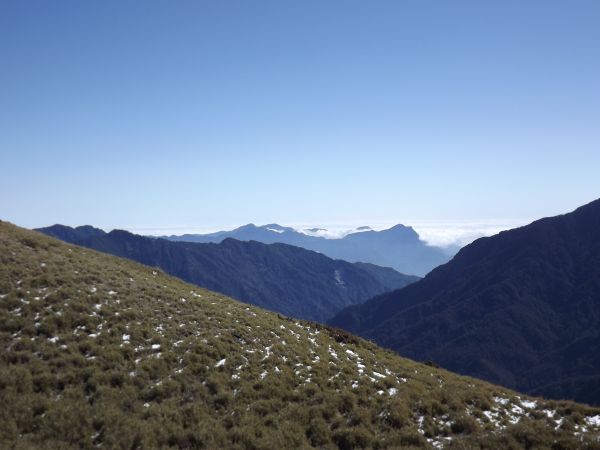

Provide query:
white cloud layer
left=409, top=220, right=530, bottom=247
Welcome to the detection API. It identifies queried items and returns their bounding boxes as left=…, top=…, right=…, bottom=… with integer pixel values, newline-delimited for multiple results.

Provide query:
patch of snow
left=494, top=396, right=509, bottom=406
left=151, top=344, right=161, bottom=350
left=122, top=334, right=130, bottom=342
left=586, top=415, right=600, bottom=427
left=521, top=400, right=537, bottom=409
left=262, top=346, right=273, bottom=360
left=483, top=410, right=500, bottom=424
left=511, top=404, right=524, bottom=415
left=554, top=417, right=564, bottom=430
left=541, top=409, right=556, bottom=418
left=215, top=358, right=226, bottom=367
left=299, top=226, right=373, bottom=239
left=334, top=270, right=345, bottom=286
left=416, top=416, right=425, bottom=434
left=48, top=336, right=59, bottom=343
left=388, top=387, right=398, bottom=396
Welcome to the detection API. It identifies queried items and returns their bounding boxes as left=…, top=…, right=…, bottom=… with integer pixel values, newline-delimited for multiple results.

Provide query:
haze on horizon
left=1, top=1, right=599, bottom=240
left=118, top=218, right=529, bottom=249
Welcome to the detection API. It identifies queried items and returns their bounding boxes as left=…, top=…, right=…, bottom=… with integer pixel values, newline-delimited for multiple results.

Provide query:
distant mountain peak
left=74, top=225, right=105, bottom=234
left=35, top=223, right=418, bottom=323
left=160, top=222, right=452, bottom=275
left=234, top=223, right=258, bottom=231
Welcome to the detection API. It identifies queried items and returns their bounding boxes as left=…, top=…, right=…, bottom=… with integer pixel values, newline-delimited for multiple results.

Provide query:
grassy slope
left=1, top=221, right=599, bottom=450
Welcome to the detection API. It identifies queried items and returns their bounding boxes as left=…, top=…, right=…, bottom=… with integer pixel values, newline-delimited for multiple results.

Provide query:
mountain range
left=3, top=221, right=600, bottom=448
left=162, top=223, right=453, bottom=277
left=36, top=225, right=417, bottom=323
left=329, top=198, right=600, bottom=405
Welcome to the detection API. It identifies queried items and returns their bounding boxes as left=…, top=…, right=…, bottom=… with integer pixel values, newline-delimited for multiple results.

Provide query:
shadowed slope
left=36, top=225, right=418, bottom=323
left=330, top=198, right=600, bottom=405
left=164, top=223, right=451, bottom=276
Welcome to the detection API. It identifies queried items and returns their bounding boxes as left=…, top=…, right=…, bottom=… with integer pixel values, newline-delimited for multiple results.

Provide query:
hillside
left=2, top=221, right=600, bottom=449
left=163, top=223, right=451, bottom=277
left=36, top=225, right=417, bottom=323
left=329, top=198, right=600, bottom=405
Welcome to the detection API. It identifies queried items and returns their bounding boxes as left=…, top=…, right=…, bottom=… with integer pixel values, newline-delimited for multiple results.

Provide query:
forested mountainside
left=164, top=223, right=451, bottom=276
left=330, top=199, right=600, bottom=405
left=37, top=225, right=418, bottom=323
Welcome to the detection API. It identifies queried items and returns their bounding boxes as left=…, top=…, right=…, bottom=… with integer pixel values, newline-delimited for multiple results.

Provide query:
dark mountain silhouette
left=329, top=198, right=600, bottom=405
left=163, top=223, right=451, bottom=276
left=36, top=225, right=418, bottom=323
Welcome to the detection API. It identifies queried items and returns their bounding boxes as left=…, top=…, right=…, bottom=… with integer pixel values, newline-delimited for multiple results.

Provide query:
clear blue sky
left=1, top=0, right=599, bottom=235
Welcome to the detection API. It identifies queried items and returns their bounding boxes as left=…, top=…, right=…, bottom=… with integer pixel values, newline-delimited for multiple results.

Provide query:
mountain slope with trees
left=36, top=225, right=417, bottom=323
left=164, top=223, right=451, bottom=276
left=329, top=198, right=600, bottom=405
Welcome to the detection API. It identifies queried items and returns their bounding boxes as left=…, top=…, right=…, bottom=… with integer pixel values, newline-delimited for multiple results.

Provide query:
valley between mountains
left=35, top=224, right=418, bottom=324
left=2, top=221, right=600, bottom=449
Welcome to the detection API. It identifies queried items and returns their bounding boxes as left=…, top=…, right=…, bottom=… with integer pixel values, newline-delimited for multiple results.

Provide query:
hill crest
left=1, top=221, right=600, bottom=448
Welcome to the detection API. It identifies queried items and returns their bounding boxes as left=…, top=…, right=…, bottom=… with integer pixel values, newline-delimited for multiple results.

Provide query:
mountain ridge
left=162, top=223, right=451, bottom=276
left=329, top=198, right=600, bottom=405
left=35, top=224, right=418, bottom=323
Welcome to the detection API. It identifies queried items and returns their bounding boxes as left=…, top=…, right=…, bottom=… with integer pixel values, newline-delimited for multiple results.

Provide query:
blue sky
left=1, top=1, right=599, bottom=242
